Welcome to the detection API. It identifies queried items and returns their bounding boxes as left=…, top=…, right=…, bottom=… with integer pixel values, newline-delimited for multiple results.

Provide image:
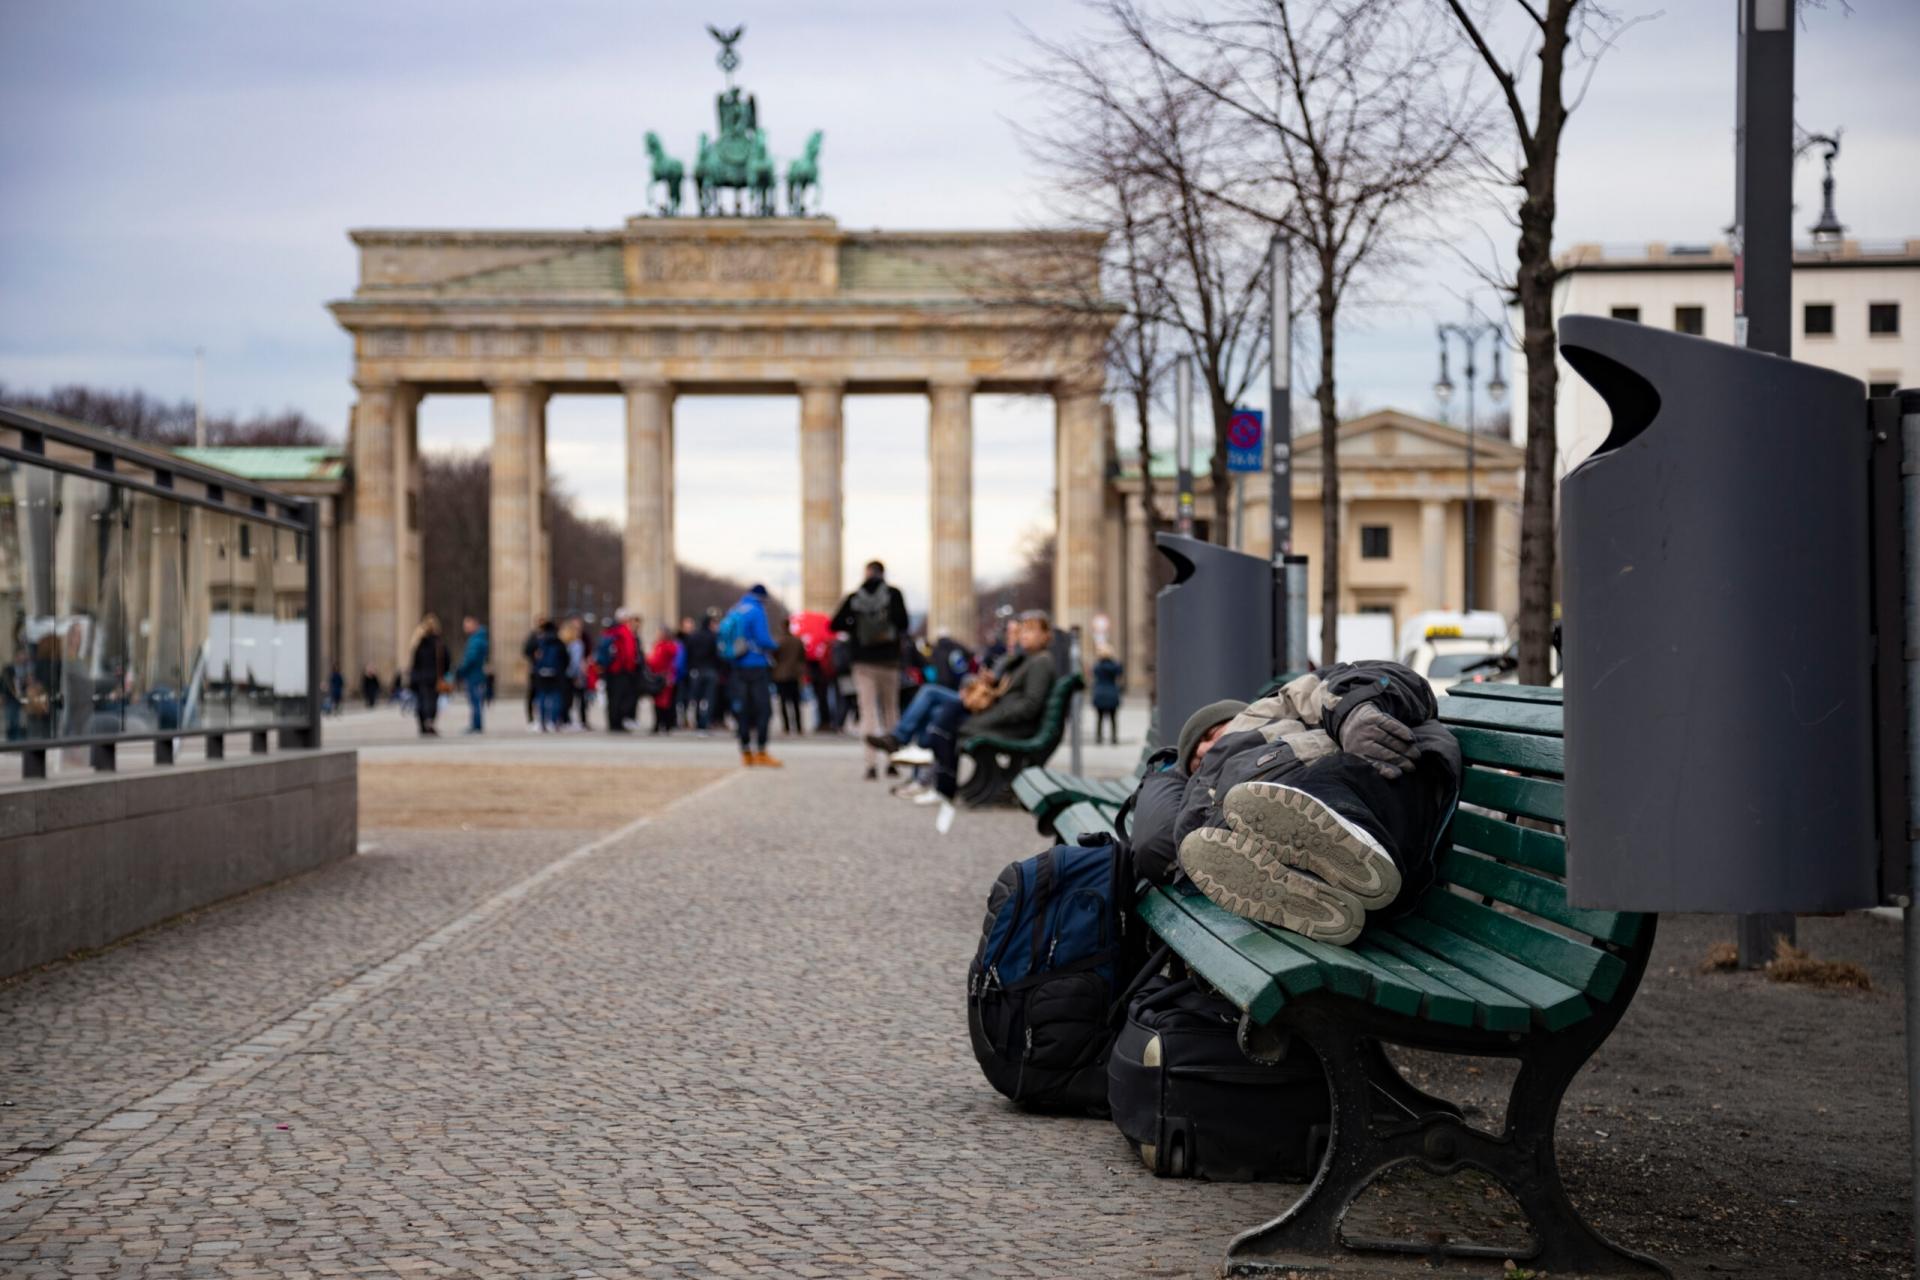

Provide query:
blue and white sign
left=1226, top=407, right=1264, bottom=472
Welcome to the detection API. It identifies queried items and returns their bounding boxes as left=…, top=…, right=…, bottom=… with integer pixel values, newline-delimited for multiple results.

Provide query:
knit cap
left=1177, top=699, right=1248, bottom=771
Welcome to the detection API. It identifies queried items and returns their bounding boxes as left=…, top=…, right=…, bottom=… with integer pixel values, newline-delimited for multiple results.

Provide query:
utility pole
left=1733, top=0, right=1797, bottom=965
left=1270, top=234, right=1297, bottom=675
left=1175, top=357, right=1195, bottom=537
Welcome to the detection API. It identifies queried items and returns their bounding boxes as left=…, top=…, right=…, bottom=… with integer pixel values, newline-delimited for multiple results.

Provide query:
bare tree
left=1106, top=0, right=1474, bottom=665
left=0, top=381, right=334, bottom=448
left=1018, top=21, right=1270, bottom=545
left=1439, top=0, right=1623, bottom=683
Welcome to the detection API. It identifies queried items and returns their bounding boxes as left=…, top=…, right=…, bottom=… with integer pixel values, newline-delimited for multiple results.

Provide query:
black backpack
left=966, top=837, right=1157, bottom=1114
left=1107, top=974, right=1330, bottom=1181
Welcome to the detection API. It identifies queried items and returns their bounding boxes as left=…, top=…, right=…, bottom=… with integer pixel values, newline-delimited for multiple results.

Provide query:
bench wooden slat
left=1173, top=895, right=1329, bottom=1001
left=1450, top=809, right=1567, bottom=877
left=1419, top=890, right=1627, bottom=1001
left=1262, top=929, right=1426, bottom=1018
left=1348, top=941, right=1478, bottom=1026
left=1447, top=725, right=1565, bottom=775
left=1437, top=696, right=1565, bottom=737
left=1458, top=766, right=1565, bottom=824
left=1361, top=931, right=1532, bottom=1032
left=1387, top=916, right=1592, bottom=1031
left=1439, top=849, right=1644, bottom=947
left=1138, top=889, right=1289, bottom=1024
left=1050, top=800, right=1121, bottom=846
left=1440, top=683, right=1564, bottom=705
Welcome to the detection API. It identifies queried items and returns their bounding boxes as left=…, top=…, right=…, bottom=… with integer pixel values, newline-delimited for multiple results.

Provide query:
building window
left=1869, top=381, right=1900, bottom=400
left=1674, top=305, right=1704, bottom=336
left=1359, top=525, right=1391, bottom=559
left=1609, top=306, right=1640, bottom=323
left=238, top=525, right=252, bottom=559
left=1804, top=303, right=1834, bottom=337
left=1870, top=302, right=1901, bottom=336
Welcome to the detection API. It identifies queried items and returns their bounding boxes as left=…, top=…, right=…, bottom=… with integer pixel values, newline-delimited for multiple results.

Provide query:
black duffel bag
left=1107, top=974, right=1330, bottom=1181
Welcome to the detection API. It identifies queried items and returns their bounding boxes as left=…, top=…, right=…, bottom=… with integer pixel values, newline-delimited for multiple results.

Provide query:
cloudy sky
left=2, top=0, right=1915, bottom=610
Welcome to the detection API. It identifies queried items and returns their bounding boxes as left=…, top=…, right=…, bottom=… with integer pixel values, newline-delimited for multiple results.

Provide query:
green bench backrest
left=1428, top=687, right=1647, bottom=1008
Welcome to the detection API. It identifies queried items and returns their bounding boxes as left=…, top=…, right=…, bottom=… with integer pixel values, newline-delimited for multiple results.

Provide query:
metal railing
left=0, top=406, right=323, bottom=779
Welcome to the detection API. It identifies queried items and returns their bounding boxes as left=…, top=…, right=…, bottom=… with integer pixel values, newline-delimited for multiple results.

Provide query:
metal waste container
left=1154, top=533, right=1273, bottom=754
left=1559, top=314, right=1877, bottom=912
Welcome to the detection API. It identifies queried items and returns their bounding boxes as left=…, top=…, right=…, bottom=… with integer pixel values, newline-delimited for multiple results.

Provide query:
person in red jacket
left=646, top=625, right=680, bottom=735
left=603, top=610, right=641, bottom=734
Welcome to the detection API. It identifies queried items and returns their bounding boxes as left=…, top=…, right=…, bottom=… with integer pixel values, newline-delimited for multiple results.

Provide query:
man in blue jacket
left=720, top=585, right=781, bottom=767
left=455, top=616, right=490, bottom=734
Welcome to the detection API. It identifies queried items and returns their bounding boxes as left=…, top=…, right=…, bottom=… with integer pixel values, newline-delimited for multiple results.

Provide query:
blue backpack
left=967, top=839, right=1156, bottom=1114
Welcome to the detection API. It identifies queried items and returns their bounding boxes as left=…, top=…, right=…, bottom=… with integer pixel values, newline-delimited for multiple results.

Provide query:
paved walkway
left=5, top=707, right=1293, bottom=1277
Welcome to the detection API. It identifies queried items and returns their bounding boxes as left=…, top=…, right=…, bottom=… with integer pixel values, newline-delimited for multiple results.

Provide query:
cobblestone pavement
left=3, top=736, right=1300, bottom=1278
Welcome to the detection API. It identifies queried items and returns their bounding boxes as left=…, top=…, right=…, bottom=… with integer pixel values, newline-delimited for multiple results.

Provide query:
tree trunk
left=1135, top=383, right=1159, bottom=697
left=1209, top=390, right=1233, bottom=545
left=1317, top=273, right=1341, bottom=668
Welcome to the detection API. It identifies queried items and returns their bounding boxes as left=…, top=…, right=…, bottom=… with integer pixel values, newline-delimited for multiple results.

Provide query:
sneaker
left=892, top=780, right=927, bottom=799
left=1220, top=780, right=1402, bottom=910
left=885, top=762, right=899, bottom=778
left=753, top=752, right=784, bottom=768
left=889, top=744, right=934, bottom=767
left=935, top=800, right=957, bottom=836
left=1177, top=826, right=1367, bottom=946
left=864, top=766, right=878, bottom=781
left=864, top=733, right=901, bottom=753
left=912, top=789, right=943, bottom=807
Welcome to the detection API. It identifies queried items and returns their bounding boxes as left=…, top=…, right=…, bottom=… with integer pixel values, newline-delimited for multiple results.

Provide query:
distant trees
left=0, top=381, right=332, bottom=447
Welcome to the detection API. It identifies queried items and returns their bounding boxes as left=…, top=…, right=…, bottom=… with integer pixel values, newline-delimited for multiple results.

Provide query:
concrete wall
left=0, top=750, right=357, bottom=978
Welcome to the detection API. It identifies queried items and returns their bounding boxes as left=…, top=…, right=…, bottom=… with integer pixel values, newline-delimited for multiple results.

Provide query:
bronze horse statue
left=645, top=132, right=684, bottom=216
left=785, top=131, right=823, bottom=216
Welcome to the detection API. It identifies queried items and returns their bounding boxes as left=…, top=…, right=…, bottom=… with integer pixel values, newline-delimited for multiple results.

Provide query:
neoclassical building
left=327, top=216, right=1112, bottom=684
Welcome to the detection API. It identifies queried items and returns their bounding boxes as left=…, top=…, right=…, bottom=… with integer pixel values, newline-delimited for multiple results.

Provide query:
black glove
left=1338, top=701, right=1421, bottom=779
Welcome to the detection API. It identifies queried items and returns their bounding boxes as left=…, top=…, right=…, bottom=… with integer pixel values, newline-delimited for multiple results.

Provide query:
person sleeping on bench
left=1128, top=663, right=1460, bottom=947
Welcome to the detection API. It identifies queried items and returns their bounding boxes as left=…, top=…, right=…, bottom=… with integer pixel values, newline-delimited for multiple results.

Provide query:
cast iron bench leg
left=1224, top=1003, right=1670, bottom=1277
left=961, top=752, right=1020, bottom=807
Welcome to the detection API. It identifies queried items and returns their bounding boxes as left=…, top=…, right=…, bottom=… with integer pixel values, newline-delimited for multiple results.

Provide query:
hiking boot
left=753, top=751, right=784, bottom=768
left=1177, top=826, right=1367, bottom=946
left=1220, top=780, right=1402, bottom=910
left=740, top=752, right=756, bottom=768
left=865, top=732, right=901, bottom=753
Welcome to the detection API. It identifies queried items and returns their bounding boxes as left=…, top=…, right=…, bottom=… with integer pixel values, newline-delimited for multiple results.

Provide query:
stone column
left=799, top=380, right=845, bottom=614
left=1124, top=491, right=1152, bottom=681
left=349, top=379, right=401, bottom=677
left=661, top=405, right=679, bottom=625
left=531, top=388, right=551, bottom=623
left=623, top=379, right=675, bottom=632
left=489, top=381, right=541, bottom=690
left=927, top=379, right=975, bottom=639
left=1419, top=499, right=1447, bottom=613
left=393, top=386, right=422, bottom=644
left=1053, top=380, right=1108, bottom=646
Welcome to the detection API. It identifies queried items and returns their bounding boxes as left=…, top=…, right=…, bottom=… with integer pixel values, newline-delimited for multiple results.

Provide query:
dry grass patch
left=360, top=762, right=727, bottom=830
left=1766, top=938, right=1872, bottom=992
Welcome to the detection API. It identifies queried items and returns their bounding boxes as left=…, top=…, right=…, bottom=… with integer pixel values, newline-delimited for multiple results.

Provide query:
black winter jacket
left=1129, top=661, right=1459, bottom=885
left=964, top=649, right=1056, bottom=739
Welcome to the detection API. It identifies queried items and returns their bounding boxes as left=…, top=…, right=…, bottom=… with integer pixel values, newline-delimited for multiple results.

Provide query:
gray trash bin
left=1559, top=314, right=1877, bottom=912
left=1154, top=533, right=1273, bottom=754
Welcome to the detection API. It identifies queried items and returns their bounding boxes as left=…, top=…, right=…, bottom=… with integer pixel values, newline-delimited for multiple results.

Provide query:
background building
left=1516, top=237, right=1919, bottom=475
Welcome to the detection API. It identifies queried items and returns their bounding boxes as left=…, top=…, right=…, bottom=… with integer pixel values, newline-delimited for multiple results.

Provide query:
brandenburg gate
left=328, top=217, right=1114, bottom=682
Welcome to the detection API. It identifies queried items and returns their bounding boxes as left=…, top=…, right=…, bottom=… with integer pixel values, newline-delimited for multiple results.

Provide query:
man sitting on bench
left=874, top=611, right=1056, bottom=835
left=1129, top=663, right=1459, bottom=947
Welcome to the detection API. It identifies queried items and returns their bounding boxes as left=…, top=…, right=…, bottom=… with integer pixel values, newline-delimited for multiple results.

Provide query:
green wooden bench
left=1048, top=796, right=1129, bottom=847
left=957, top=673, right=1085, bottom=807
left=1137, top=684, right=1668, bottom=1277
left=1012, top=710, right=1160, bottom=833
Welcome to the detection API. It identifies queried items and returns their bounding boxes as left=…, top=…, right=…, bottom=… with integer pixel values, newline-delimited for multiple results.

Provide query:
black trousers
left=1274, top=752, right=1459, bottom=916
left=775, top=679, right=803, bottom=733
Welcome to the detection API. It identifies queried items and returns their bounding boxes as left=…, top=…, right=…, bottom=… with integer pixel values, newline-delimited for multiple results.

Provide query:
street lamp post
left=1433, top=319, right=1507, bottom=614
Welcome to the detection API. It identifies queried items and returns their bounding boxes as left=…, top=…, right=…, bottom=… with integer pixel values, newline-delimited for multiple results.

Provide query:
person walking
left=772, top=624, right=806, bottom=735
left=530, top=619, right=569, bottom=732
left=360, top=665, right=380, bottom=710
left=1091, top=646, right=1124, bottom=745
left=647, top=624, right=680, bottom=734
left=455, top=616, right=490, bottom=733
left=407, top=614, right=451, bottom=737
left=718, top=584, right=780, bottom=766
left=830, top=560, right=909, bottom=780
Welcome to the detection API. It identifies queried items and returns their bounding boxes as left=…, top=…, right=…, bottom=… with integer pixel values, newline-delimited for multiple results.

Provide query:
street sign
left=1227, top=407, right=1264, bottom=472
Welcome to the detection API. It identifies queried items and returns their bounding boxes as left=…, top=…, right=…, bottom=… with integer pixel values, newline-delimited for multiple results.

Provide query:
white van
left=1397, top=611, right=1510, bottom=695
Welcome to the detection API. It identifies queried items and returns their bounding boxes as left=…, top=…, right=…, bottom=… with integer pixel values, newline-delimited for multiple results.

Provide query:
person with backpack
left=646, top=624, right=680, bottom=734
left=530, top=618, right=570, bottom=733
left=718, top=584, right=780, bottom=766
left=682, top=611, right=721, bottom=734
left=830, top=560, right=910, bottom=780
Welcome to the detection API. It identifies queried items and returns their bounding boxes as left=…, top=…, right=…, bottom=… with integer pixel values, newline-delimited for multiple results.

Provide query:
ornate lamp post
left=1433, top=319, right=1507, bottom=613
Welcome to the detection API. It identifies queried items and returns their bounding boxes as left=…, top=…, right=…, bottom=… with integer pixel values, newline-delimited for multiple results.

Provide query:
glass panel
left=228, top=517, right=275, bottom=726
left=278, top=524, right=312, bottom=721
left=51, top=472, right=122, bottom=739
left=190, top=507, right=238, bottom=730
left=0, top=455, right=57, bottom=743
left=127, top=490, right=190, bottom=734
